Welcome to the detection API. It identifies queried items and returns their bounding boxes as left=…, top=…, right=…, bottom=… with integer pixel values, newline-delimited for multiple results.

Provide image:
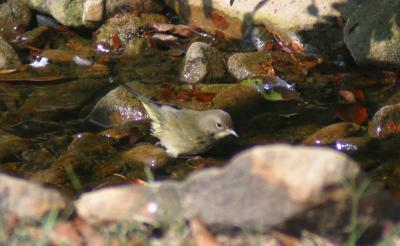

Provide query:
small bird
left=118, top=82, right=238, bottom=157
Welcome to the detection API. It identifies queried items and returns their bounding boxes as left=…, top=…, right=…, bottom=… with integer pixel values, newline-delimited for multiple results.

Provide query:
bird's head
left=201, top=110, right=238, bottom=140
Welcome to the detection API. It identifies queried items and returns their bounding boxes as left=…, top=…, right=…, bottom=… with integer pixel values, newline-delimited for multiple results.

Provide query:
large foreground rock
left=344, top=0, right=400, bottom=68
left=75, top=144, right=400, bottom=243
left=0, top=173, right=66, bottom=218
left=179, top=145, right=359, bottom=229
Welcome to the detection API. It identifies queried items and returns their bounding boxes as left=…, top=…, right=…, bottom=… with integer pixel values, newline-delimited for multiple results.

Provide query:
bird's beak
left=226, top=129, right=239, bottom=138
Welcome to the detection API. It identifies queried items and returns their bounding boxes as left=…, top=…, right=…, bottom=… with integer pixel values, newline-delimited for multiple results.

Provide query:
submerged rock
left=120, top=143, right=170, bottom=169
left=302, top=122, right=361, bottom=145
left=0, top=36, right=21, bottom=69
left=0, top=0, right=32, bottom=40
left=344, top=0, right=400, bottom=68
left=227, top=51, right=271, bottom=80
left=180, top=42, right=226, bottom=84
left=0, top=132, right=30, bottom=161
left=18, top=78, right=108, bottom=121
left=368, top=103, right=400, bottom=138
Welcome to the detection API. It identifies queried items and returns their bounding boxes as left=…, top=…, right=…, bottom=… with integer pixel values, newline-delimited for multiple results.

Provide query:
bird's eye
left=216, top=122, right=222, bottom=129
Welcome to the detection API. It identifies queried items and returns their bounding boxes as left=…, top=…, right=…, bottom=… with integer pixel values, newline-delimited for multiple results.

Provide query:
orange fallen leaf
left=177, top=91, right=193, bottom=101
left=152, top=23, right=176, bottom=32
left=111, top=34, right=122, bottom=50
left=145, top=31, right=158, bottom=49
left=160, top=85, right=177, bottom=100
left=165, top=49, right=184, bottom=57
left=210, top=12, right=229, bottom=30
left=194, top=92, right=216, bottom=102
left=264, top=42, right=274, bottom=51
left=351, top=89, right=365, bottom=101
left=290, top=40, right=305, bottom=53
left=335, top=104, right=368, bottom=124
left=260, top=63, right=276, bottom=76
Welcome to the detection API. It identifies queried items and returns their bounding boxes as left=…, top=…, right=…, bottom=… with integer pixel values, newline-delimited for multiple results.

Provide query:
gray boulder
left=344, top=0, right=400, bottom=67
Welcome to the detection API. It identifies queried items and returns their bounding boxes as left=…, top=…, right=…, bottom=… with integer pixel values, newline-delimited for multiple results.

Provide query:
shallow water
left=0, top=18, right=399, bottom=202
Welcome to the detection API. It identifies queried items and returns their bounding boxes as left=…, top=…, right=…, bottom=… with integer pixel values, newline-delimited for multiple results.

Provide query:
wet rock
left=88, top=81, right=264, bottom=127
left=99, top=124, right=145, bottom=145
left=178, top=144, right=359, bottom=230
left=21, top=148, right=55, bottom=168
left=122, top=37, right=152, bottom=56
left=0, top=36, right=21, bottom=69
left=344, top=0, right=400, bottom=68
left=29, top=167, right=68, bottom=187
left=0, top=132, right=30, bottom=161
left=120, top=143, right=170, bottom=169
left=95, top=12, right=167, bottom=50
left=27, top=0, right=86, bottom=27
left=67, top=132, right=117, bottom=156
left=0, top=84, right=24, bottom=111
left=0, top=0, right=32, bottom=40
left=41, top=49, right=91, bottom=64
left=75, top=182, right=182, bottom=225
left=105, top=0, right=163, bottom=17
left=242, top=26, right=275, bottom=51
left=180, top=42, right=226, bottom=84
left=227, top=51, right=271, bottom=80
left=18, top=78, right=108, bottom=121
left=0, top=173, right=66, bottom=219
left=91, top=161, right=125, bottom=178
left=302, top=122, right=361, bottom=145
left=82, top=0, right=104, bottom=26
left=368, top=103, right=400, bottom=138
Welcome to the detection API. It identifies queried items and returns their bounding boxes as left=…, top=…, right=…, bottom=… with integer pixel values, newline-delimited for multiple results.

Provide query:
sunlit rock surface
left=344, top=0, right=400, bottom=68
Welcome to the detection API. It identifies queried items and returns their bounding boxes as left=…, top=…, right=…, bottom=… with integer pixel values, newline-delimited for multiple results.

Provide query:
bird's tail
left=114, top=80, right=155, bottom=105
left=115, top=81, right=163, bottom=123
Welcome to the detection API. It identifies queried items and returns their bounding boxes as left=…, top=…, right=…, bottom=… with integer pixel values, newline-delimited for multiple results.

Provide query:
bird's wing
left=175, top=110, right=209, bottom=145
